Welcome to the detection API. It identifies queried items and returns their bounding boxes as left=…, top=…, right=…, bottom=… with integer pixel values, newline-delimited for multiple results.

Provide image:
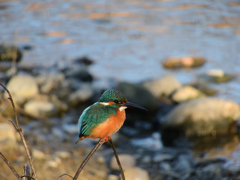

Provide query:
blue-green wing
left=78, top=103, right=116, bottom=138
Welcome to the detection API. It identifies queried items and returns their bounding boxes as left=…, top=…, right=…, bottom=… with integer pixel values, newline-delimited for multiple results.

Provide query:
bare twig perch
left=72, top=138, right=125, bottom=180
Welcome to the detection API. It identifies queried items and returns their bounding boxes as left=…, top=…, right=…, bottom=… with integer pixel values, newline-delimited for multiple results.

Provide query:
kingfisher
left=76, top=89, right=147, bottom=143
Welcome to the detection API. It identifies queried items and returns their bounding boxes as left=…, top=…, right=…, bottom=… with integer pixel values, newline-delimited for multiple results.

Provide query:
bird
left=75, top=89, right=147, bottom=143
left=73, top=89, right=147, bottom=180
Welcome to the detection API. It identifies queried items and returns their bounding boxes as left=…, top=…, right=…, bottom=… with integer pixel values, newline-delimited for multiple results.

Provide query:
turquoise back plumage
left=78, top=103, right=117, bottom=137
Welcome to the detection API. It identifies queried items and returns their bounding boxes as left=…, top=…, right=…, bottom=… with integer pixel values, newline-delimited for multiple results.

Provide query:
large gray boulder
left=161, top=98, right=240, bottom=136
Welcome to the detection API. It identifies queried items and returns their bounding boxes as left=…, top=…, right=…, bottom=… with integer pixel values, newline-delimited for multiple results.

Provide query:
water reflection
left=192, top=135, right=240, bottom=160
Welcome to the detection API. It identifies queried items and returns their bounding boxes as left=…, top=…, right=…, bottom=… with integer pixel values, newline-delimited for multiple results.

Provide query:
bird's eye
left=114, top=100, right=119, bottom=104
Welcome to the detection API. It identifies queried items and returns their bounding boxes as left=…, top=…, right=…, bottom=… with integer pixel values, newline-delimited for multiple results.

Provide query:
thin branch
left=8, top=119, right=18, bottom=132
left=0, top=83, right=19, bottom=128
left=0, top=152, right=21, bottom=180
left=57, top=173, right=74, bottom=180
left=108, top=139, right=125, bottom=180
left=0, top=83, right=38, bottom=180
left=73, top=139, right=106, bottom=180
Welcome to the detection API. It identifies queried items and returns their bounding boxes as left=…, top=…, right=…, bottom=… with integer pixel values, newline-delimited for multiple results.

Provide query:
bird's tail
left=75, top=136, right=85, bottom=144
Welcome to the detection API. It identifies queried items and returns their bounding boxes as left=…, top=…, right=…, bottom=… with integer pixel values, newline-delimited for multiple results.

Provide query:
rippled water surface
left=1, top=0, right=240, bottom=89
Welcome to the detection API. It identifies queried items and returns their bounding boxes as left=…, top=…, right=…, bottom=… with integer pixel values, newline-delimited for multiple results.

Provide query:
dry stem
left=0, top=83, right=38, bottom=180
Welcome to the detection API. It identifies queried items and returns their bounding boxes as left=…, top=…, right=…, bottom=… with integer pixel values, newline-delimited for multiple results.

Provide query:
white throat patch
left=119, top=106, right=127, bottom=111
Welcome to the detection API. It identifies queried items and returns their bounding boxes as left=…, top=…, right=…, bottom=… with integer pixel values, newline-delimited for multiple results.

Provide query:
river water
left=1, top=0, right=240, bottom=103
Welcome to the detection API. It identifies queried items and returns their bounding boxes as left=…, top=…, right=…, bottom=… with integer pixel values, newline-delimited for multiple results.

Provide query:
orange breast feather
left=88, top=109, right=126, bottom=139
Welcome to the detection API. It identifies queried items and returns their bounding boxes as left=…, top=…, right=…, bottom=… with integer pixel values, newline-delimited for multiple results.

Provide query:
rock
left=21, top=44, right=34, bottom=51
left=200, top=69, right=235, bottom=83
left=206, top=69, right=224, bottom=77
left=141, top=156, right=151, bottom=164
left=222, top=142, right=240, bottom=173
left=111, top=154, right=136, bottom=171
left=32, top=148, right=46, bottom=160
left=123, top=167, right=150, bottom=180
left=142, top=75, right=182, bottom=98
left=116, top=82, right=159, bottom=112
left=202, top=164, right=222, bottom=176
left=108, top=174, right=119, bottom=180
left=55, top=151, right=71, bottom=159
left=6, top=75, right=39, bottom=104
left=0, top=99, right=15, bottom=118
left=65, top=65, right=93, bottom=82
left=171, top=86, right=206, bottom=102
left=73, top=56, right=94, bottom=66
left=0, top=123, right=16, bottom=142
left=57, top=78, right=76, bottom=99
left=52, top=127, right=65, bottom=140
left=62, top=124, right=79, bottom=135
left=194, top=136, right=239, bottom=161
left=36, top=72, right=64, bottom=94
left=0, top=44, right=22, bottom=62
left=92, top=170, right=107, bottom=179
left=50, top=95, right=68, bottom=113
left=0, top=62, right=12, bottom=71
left=161, top=98, right=240, bottom=136
left=0, top=123, right=17, bottom=150
left=153, top=154, right=174, bottom=163
left=192, top=82, right=218, bottom=96
left=162, top=56, right=206, bottom=69
left=68, top=86, right=94, bottom=106
left=96, top=156, right=106, bottom=164
left=160, top=162, right=171, bottom=171
left=175, top=155, right=192, bottom=174
left=24, top=100, right=58, bottom=118
left=44, top=157, right=61, bottom=168
left=130, top=132, right=163, bottom=151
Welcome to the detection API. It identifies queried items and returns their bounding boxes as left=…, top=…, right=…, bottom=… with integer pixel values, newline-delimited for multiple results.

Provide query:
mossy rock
left=203, top=70, right=235, bottom=84
left=161, top=98, right=239, bottom=137
left=162, top=56, right=206, bottom=69
left=209, top=74, right=235, bottom=83
left=0, top=44, right=22, bottom=62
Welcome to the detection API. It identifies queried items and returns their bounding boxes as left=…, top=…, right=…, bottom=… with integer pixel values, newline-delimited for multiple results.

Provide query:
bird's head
left=99, top=89, right=147, bottom=111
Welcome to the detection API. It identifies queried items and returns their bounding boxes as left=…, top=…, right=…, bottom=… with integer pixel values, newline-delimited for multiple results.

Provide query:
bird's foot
left=104, top=136, right=111, bottom=143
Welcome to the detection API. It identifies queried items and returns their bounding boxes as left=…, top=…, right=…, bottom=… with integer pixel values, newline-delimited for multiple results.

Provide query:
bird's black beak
left=122, top=101, right=148, bottom=111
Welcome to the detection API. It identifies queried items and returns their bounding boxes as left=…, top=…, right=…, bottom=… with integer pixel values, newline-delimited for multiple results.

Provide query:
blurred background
left=0, top=0, right=240, bottom=180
